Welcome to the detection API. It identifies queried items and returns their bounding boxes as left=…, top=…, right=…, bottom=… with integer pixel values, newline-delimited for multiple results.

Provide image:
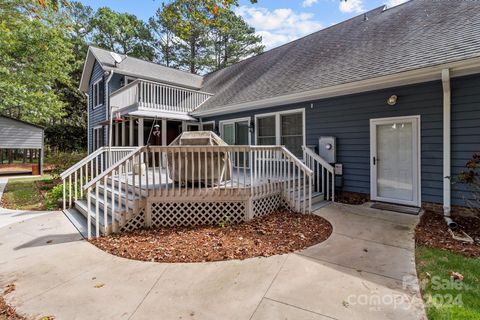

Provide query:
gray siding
left=203, top=74, right=480, bottom=207
left=0, top=117, right=43, bottom=149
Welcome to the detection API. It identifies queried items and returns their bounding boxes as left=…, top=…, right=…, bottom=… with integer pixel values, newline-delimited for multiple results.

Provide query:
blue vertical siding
left=88, top=61, right=107, bottom=153
left=451, top=74, right=480, bottom=206
left=204, top=74, right=480, bottom=207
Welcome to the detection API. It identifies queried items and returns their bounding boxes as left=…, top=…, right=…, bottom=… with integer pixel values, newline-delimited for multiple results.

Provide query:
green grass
left=2, top=175, right=55, bottom=210
left=416, top=246, right=480, bottom=320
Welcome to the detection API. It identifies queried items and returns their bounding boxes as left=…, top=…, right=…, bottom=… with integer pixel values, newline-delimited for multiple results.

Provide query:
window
left=220, top=118, right=251, bottom=167
left=281, top=113, right=303, bottom=158
left=255, top=109, right=304, bottom=158
left=257, top=116, right=276, bottom=145
left=92, top=79, right=104, bottom=108
left=201, top=122, right=215, bottom=132
left=92, top=127, right=104, bottom=151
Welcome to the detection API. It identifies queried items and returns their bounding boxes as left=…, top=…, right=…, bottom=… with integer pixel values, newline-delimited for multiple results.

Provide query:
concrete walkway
left=0, top=203, right=426, bottom=320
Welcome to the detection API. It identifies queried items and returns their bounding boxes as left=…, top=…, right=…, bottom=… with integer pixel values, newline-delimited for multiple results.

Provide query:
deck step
left=75, top=199, right=113, bottom=235
left=311, top=200, right=331, bottom=212
left=63, top=208, right=90, bottom=239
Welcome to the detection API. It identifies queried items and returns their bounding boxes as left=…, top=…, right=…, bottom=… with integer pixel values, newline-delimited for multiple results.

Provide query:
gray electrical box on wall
left=318, top=136, right=336, bottom=163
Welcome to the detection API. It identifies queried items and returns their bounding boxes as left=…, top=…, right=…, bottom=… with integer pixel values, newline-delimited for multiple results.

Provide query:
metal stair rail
left=60, top=146, right=138, bottom=209
left=303, top=146, right=335, bottom=202
left=82, top=145, right=313, bottom=239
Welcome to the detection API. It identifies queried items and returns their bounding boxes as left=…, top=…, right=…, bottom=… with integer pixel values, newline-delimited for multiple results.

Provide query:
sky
left=77, top=0, right=409, bottom=50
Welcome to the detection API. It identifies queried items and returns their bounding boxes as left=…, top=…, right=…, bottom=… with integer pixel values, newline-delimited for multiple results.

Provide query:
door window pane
left=281, top=113, right=303, bottom=157
left=222, top=123, right=235, bottom=145
left=376, top=122, right=413, bottom=201
left=257, top=116, right=276, bottom=145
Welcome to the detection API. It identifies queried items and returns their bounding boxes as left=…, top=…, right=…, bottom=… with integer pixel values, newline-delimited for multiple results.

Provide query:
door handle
left=373, top=156, right=376, bottom=165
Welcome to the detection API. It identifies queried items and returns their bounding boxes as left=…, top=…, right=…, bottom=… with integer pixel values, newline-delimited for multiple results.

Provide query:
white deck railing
left=303, top=146, right=335, bottom=201
left=83, top=145, right=313, bottom=239
left=60, top=146, right=138, bottom=209
left=110, top=79, right=213, bottom=113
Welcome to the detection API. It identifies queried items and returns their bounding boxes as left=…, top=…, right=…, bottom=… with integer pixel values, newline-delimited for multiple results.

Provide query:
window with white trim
left=257, top=116, right=276, bottom=145
left=92, top=79, right=104, bottom=108
left=92, top=127, right=104, bottom=151
left=281, top=112, right=303, bottom=158
left=255, top=110, right=304, bottom=158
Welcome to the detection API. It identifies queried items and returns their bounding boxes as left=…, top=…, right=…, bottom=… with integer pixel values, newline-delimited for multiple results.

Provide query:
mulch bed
left=415, top=210, right=480, bottom=257
left=0, top=297, right=25, bottom=320
left=90, top=210, right=332, bottom=263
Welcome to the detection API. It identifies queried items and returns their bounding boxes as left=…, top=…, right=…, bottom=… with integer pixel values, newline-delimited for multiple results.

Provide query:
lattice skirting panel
left=252, top=193, right=283, bottom=219
left=120, top=208, right=146, bottom=233
left=149, top=201, right=247, bottom=227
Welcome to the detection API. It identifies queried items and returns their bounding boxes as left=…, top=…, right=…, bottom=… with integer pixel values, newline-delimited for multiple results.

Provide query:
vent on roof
left=363, top=13, right=368, bottom=21
left=110, top=52, right=125, bottom=67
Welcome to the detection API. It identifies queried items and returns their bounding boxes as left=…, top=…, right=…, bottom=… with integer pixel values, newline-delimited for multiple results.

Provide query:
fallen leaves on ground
left=90, top=210, right=332, bottom=263
left=0, top=296, right=26, bottom=320
left=415, top=210, right=480, bottom=257
left=3, top=285, right=15, bottom=296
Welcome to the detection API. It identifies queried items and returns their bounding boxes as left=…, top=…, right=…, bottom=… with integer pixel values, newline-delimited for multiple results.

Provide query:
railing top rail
left=60, top=147, right=138, bottom=179
left=302, top=146, right=334, bottom=173
left=110, top=78, right=213, bottom=98
left=280, top=146, right=313, bottom=176
left=60, top=147, right=106, bottom=179
left=109, top=79, right=141, bottom=97
left=83, top=146, right=143, bottom=190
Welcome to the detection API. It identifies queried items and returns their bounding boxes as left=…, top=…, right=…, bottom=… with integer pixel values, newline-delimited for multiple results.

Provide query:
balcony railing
left=110, top=79, right=213, bottom=114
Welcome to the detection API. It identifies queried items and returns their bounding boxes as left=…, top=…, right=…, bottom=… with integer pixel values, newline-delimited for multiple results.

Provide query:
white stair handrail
left=302, top=146, right=335, bottom=202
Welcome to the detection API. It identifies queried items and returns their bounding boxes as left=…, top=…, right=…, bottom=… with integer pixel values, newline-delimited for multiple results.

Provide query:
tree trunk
left=190, top=37, right=196, bottom=74
left=8, top=149, right=13, bottom=164
left=23, top=149, right=26, bottom=164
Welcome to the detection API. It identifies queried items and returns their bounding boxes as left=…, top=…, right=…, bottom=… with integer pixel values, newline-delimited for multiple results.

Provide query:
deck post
left=246, top=198, right=253, bottom=221
left=138, top=118, right=144, bottom=146
left=161, top=118, right=167, bottom=167
left=129, top=117, right=134, bottom=146
left=121, top=120, right=126, bottom=146
left=145, top=200, right=152, bottom=227
left=115, top=123, right=119, bottom=146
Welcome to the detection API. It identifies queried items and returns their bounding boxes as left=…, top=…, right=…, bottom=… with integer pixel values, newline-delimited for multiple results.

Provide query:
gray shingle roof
left=90, top=46, right=204, bottom=89
left=197, top=0, right=480, bottom=112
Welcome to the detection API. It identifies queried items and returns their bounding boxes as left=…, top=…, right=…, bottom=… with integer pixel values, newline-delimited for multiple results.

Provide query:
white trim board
left=370, top=115, right=421, bottom=207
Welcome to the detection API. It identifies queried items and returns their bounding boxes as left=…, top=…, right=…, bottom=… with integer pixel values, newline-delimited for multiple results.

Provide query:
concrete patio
left=0, top=203, right=426, bottom=320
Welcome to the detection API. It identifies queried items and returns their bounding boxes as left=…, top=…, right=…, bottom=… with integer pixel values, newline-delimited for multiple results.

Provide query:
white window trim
left=219, top=117, right=252, bottom=145
left=92, top=78, right=104, bottom=109
left=201, top=121, right=215, bottom=131
left=92, top=125, right=104, bottom=151
left=124, top=76, right=136, bottom=86
left=254, top=108, right=306, bottom=153
left=369, top=115, right=422, bottom=207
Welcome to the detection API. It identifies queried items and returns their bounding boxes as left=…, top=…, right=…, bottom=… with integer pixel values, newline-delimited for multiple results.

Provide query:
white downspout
left=85, top=92, right=90, bottom=153
left=442, top=69, right=452, bottom=217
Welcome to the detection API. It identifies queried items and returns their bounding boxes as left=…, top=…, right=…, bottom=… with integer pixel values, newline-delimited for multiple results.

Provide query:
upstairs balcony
left=110, top=79, right=213, bottom=116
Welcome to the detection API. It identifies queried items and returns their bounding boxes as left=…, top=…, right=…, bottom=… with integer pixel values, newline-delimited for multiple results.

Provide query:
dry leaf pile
left=91, top=210, right=332, bottom=263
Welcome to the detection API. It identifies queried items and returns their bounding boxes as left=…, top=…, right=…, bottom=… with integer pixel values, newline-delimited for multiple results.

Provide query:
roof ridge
left=89, top=45, right=204, bottom=79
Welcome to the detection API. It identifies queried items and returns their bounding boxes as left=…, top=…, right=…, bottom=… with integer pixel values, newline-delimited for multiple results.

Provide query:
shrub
left=47, top=151, right=86, bottom=179
left=452, top=153, right=480, bottom=215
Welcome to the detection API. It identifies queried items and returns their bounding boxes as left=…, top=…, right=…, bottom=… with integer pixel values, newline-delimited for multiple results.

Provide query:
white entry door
left=370, top=116, right=420, bottom=207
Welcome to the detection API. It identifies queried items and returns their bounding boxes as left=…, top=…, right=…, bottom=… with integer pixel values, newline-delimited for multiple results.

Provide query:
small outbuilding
left=0, top=116, right=44, bottom=175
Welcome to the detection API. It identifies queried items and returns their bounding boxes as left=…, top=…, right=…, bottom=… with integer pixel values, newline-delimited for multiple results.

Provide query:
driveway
left=0, top=203, right=426, bottom=320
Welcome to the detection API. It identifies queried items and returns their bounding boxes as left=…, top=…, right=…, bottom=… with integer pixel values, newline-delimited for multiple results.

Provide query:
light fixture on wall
left=249, top=120, right=255, bottom=134
left=387, top=95, right=398, bottom=106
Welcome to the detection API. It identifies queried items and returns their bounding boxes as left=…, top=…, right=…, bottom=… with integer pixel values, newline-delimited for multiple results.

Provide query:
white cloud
left=339, top=0, right=364, bottom=13
left=236, top=6, right=323, bottom=49
left=386, top=0, right=409, bottom=8
left=302, top=0, right=318, bottom=8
